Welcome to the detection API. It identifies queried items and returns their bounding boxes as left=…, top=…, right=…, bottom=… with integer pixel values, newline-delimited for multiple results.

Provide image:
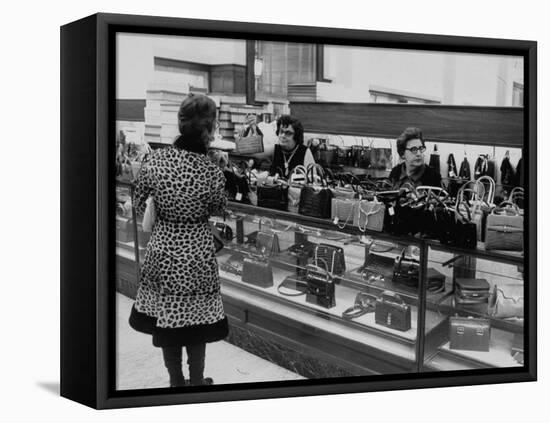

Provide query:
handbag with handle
left=257, top=180, right=289, bottom=211
left=374, top=290, right=411, bottom=332
left=449, top=316, right=491, bottom=352
left=305, top=256, right=336, bottom=309
left=255, top=230, right=280, bottom=256
left=331, top=198, right=359, bottom=228
left=356, top=199, right=385, bottom=232
left=298, top=164, right=333, bottom=218
left=142, top=197, right=156, bottom=233
left=235, top=134, right=264, bottom=155
left=287, top=165, right=307, bottom=213
left=488, top=284, right=524, bottom=318
left=484, top=201, right=523, bottom=251
left=242, top=257, right=273, bottom=288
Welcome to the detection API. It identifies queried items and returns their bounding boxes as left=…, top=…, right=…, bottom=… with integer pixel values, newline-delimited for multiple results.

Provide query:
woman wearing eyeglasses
left=269, top=114, right=316, bottom=178
left=389, top=127, right=442, bottom=189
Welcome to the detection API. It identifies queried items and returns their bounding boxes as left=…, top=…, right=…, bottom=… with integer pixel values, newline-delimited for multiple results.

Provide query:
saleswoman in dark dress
left=269, top=115, right=315, bottom=178
left=389, top=127, right=442, bottom=189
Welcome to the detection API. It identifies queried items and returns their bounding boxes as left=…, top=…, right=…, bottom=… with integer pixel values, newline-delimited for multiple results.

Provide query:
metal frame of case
left=61, top=12, right=537, bottom=409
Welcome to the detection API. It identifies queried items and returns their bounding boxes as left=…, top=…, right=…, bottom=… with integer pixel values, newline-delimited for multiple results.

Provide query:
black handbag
left=223, top=162, right=250, bottom=203
left=305, top=255, right=336, bottom=309
left=392, top=246, right=420, bottom=288
left=314, top=243, right=345, bottom=283
left=374, top=291, right=411, bottom=332
left=257, top=181, right=289, bottom=211
left=298, top=164, right=333, bottom=218
left=242, top=257, right=274, bottom=288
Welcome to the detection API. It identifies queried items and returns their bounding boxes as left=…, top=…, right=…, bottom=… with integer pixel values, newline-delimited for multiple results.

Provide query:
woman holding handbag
left=129, top=94, right=228, bottom=387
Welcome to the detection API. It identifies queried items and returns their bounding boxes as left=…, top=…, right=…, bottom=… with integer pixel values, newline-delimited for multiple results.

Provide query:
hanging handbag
left=484, top=202, right=523, bottom=251
left=235, top=131, right=264, bottom=155
left=336, top=136, right=353, bottom=167
left=370, top=141, right=393, bottom=170
left=305, top=256, right=336, bottom=309
left=287, top=165, right=307, bottom=213
left=374, top=291, right=411, bottom=332
left=488, top=284, right=524, bottom=318
left=298, top=164, right=334, bottom=218
left=449, top=316, right=491, bottom=352
left=318, top=141, right=338, bottom=168
left=242, top=257, right=274, bottom=288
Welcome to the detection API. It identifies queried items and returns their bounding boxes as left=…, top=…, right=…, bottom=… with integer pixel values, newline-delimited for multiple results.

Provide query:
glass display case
left=116, top=178, right=525, bottom=376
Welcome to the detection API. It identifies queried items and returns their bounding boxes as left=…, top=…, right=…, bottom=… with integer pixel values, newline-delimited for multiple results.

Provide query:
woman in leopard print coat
left=129, top=94, right=228, bottom=387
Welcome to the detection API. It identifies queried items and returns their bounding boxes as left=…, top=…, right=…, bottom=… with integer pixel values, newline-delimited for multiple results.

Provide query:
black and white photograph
left=7, top=0, right=541, bottom=419
left=113, top=30, right=528, bottom=391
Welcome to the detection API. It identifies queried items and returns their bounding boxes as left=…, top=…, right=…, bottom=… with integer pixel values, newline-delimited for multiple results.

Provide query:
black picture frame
left=60, top=12, right=537, bottom=409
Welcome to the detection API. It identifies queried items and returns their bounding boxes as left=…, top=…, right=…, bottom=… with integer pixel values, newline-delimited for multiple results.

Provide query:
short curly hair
left=396, top=127, right=425, bottom=157
left=173, top=93, right=217, bottom=154
left=276, top=115, right=304, bottom=145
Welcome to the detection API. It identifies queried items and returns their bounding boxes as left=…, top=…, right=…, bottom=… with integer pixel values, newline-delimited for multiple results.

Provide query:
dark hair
left=396, top=127, right=425, bottom=157
left=276, top=115, right=304, bottom=145
left=173, top=93, right=217, bottom=154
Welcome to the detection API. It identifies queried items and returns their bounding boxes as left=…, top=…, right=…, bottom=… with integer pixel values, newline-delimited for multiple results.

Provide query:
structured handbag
left=305, top=258, right=336, bottom=309
left=455, top=278, right=490, bottom=304
left=257, top=181, right=289, bottom=211
left=356, top=199, right=385, bottom=232
left=331, top=198, right=359, bottom=228
left=142, top=197, right=156, bottom=232
left=298, top=164, right=333, bottom=218
left=449, top=316, right=491, bottom=352
left=224, top=163, right=251, bottom=203
left=255, top=230, right=280, bottom=256
left=485, top=202, right=523, bottom=251
left=392, top=246, right=420, bottom=289
left=314, top=244, right=346, bottom=277
left=374, top=291, right=411, bottom=331
left=488, top=284, right=524, bottom=318
left=235, top=134, right=264, bottom=155
left=287, top=165, right=307, bottom=213
left=242, top=257, right=274, bottom=288
left=342, top=292, right=377, bottom=320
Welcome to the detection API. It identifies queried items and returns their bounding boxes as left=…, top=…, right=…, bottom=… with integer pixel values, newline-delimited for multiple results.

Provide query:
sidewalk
left=116, top=293, right=304, bottom=390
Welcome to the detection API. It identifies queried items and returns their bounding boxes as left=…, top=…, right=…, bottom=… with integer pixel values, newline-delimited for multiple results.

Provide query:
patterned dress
left=129, top=146, right=228, bottom=347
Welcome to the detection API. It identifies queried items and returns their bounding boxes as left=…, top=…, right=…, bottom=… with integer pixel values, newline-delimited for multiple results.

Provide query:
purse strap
left=476, top=175, right=495, bottom=204
left=314, top=246, right=336, bottom=275
left=492, top=201, right=521, bottom=216
left=306, top=163, right=328, bottom=187
left=357, top=199, right=383, bottom=232
left=288, top=164, right=307, bottom=185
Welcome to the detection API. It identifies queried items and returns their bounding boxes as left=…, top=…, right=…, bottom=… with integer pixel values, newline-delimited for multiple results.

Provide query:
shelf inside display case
left=425, top=328, right=522, bottom=370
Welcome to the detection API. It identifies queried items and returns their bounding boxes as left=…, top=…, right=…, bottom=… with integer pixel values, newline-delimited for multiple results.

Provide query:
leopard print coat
left=132, top=146, right=227, bottom=329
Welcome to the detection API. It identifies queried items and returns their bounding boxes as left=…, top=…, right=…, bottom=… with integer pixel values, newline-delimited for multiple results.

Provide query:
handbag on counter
left=287, top=165, right=307, bottom=213
left=242, top=257, right=274, bottom=288
left=374, top=291, right=411, bottom=332
left=449, top=316, right=491, bottom=352
left=356, top=199, right=385, bottom=232
left=299, top=164, right=333, bottom=219
left=257, top=180, right=289, bottom=211
left=305, top=257, right=336, bottom=309
left=488, top=284, right=524, bottom=319
left=454, top=278, right=490, bottom=305
left=255, top=230, right=280, bottom=256
left=484, top=202, right=524, bottom=251
left=331, top=198, right=359, bottom=228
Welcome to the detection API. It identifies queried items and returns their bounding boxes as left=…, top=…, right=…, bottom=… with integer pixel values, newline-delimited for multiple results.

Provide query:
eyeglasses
left=279, top=130, right=295, bottom=137
left=405, top=146, right=426, bottom=154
